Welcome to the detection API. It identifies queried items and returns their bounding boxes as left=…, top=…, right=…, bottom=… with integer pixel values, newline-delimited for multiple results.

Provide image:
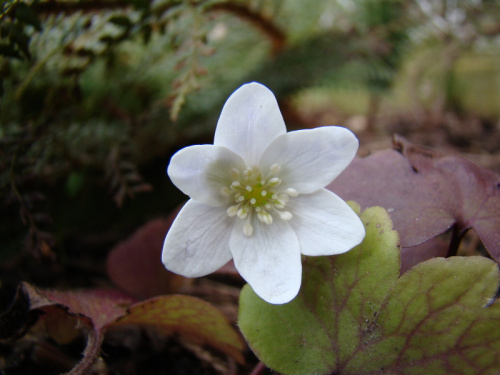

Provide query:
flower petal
left=287, top=189, right=365, bottom=256
left=162, top=200, right=234, bottom=277
left=230, top=218, right=301, bottom=304
left=168, top=145, right=246, bottom=207
left=214, top=82, right=286, bottom=165
left=260, top=126, right=359, bottom=194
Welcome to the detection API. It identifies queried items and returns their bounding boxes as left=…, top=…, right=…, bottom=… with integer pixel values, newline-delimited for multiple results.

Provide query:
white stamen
left=258, top=211, right=273, bottom=225
left=278, top=194, right=289, bottom=202
left=285, top=188, right=299, bottom=197
left=237, top=207, right=248, bottom=219
left=275, top=200, right=286, bottom=209
left=269, top=177, right=281, bottom=186
left=243, top=220, right=253, bottom=237
left=227, top=205, right=238, bottom=217
left=279, top=211, right=293, bottom=220
left=220, top=164, right=299, bottom=235
left=220, top=187, right=231, bottom=197
left=270, top=164, right=281, bottom=174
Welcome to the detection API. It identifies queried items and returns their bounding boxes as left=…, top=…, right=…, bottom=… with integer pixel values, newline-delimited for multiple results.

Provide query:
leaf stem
left=66, top=328, right=104, bottom=375
left=249, top=362, right=268, bottom=375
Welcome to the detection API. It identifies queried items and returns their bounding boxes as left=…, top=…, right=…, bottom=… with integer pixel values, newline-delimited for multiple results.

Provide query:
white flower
left=162, top=82, right=365, bottom=304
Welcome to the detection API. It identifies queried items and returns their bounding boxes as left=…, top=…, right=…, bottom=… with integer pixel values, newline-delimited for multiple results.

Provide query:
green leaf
left=347, top=257, right=500, bottom=374
left=114, top=295, right=245, bottom=364
left=238, top=206, right=500, bottom=375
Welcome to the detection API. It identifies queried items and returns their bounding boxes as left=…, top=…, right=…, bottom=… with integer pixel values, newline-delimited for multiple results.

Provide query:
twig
left=208, top=2, right=286, bottom=55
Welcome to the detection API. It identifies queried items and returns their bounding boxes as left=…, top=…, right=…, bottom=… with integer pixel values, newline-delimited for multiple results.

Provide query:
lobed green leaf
left=239, top=206, right=500, bottom=375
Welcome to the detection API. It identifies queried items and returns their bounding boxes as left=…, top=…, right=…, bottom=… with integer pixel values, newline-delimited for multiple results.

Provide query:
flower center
left=220, top=164, right=298, bottom=237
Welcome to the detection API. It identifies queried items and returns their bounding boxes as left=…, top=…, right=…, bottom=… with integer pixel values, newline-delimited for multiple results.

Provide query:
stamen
left=278, top=211, right=293, bottom=220
left=257, top=211, right=273, bottom=225
left=275, top=200, right=286, bottom=209
left=237, top=207, right=248, bottom=219
left=243, top=220, right=253, bottom=237
left=278, top=194, right=289, bottom=202
left=269, top=177, right=281, bottom=186
left=220, top=163, right=299, bottom=235
left=220, top=187, right=231, bottom=197
left=227, top=205, right=239, bottom=217
left=270, top=164, right=281, bottom=174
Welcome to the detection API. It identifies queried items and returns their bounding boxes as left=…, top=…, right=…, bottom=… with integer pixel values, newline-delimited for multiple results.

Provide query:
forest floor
left=1, top=108, right=499, bottom=375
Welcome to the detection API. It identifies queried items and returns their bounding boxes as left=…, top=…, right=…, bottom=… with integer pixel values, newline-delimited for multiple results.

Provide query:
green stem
left=15, top=47, right=59, bottom=100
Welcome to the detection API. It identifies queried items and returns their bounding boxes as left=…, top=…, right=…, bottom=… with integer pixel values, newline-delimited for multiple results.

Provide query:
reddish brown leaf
left=106, top=215, right=185, bottom=298
left=400, top=237, right=448, bottom=274
left=4, top=282, right=244, bottom=372
left=41, top=288, right=135, bottom=331
left=41, top=306, right=81, bottom=345
left=10, top=283, right=131, bottom=375
left=329, top=136, right=500, bottom=262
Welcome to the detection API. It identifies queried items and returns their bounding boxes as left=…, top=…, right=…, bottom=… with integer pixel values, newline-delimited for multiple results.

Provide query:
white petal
left=214, top=82, right=286, bottom=165
left=230, top=218, right=302, bottom=304
left=162, top=200, right=234, bottom=277
left=168, top=145, right=246, bottom=206
left=260, top=126, right=359, bottom=194
left=287, top=189, right=365, bottom=256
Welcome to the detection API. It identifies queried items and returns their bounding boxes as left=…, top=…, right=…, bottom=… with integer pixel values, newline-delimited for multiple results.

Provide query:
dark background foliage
left=1, top=0, right=499, bottom=373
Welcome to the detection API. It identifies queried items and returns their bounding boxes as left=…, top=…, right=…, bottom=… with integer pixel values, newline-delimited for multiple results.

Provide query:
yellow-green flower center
left=220, top=164, right=298, bottom=237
